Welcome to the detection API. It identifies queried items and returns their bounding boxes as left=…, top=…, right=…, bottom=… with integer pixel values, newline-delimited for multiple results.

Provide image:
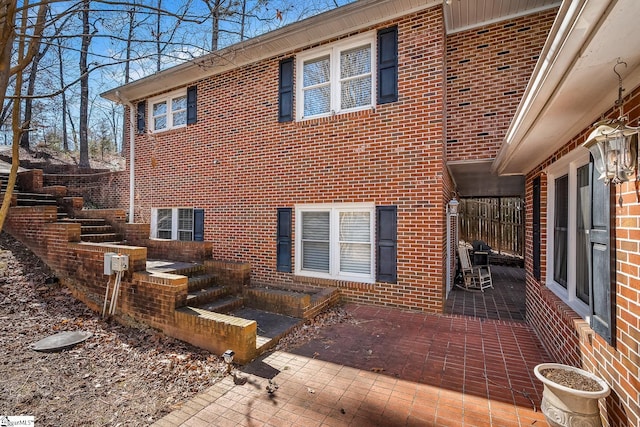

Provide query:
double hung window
left=152, top=208, right=194, bottom=241
left=546, top=148, right=615, bottom=344
left=150, top=90, right=187, bottom=132
left=296, top=204, right=375, bottom=282
left=297, top=33, right=375, bottom=120
left=546, top=151, right=591, bottom=317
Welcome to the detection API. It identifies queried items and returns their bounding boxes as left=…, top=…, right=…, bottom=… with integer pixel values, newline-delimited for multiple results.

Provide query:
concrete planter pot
left=534, top=363, right=610, bottom=427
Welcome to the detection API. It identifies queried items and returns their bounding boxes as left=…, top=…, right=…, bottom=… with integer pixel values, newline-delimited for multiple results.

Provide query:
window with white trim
left=150, top=90, right=187, bottom=132
left=295, top=204, right=375, bottom=282
left=296, top=33, right=375, bottom=120
left=546, top=149, right=591, bottom=318
left=151, top=208, right=194, bottom=241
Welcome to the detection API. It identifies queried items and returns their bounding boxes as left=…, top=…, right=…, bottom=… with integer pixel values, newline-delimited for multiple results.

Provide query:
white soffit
left=448, top=160, right=525, bottom=197
left=494, top=0, right=640, bottom=176
left=444, top=0, right=561, bottom=34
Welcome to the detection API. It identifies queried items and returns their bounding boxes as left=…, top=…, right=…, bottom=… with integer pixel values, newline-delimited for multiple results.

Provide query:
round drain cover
left=31, top=331, right=93, bottom=352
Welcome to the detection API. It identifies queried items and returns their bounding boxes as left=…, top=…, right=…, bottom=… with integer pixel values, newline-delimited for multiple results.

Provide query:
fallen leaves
left=0, top=233, right=226, bottom=426
left=274, top=306, right=355, bottom=352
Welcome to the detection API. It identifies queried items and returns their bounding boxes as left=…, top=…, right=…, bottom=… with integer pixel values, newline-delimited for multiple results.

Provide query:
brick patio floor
left=444, top=265, right=527, bottom=322
left=153, top=274, right=552, bottom=426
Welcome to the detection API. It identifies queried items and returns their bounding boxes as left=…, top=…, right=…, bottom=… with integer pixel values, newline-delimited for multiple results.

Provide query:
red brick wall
left=446, top=9, right=557, bottom=162
left=124, top=6, right=447, bottom=312
left=44, top=170, right=128, bottom=210
left=525, top=85, right=640, bottom=426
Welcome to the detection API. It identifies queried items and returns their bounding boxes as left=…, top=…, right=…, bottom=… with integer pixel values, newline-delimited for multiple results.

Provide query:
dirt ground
left=0, top=232, right=229, bottom=426
left=0, top=232, right=350, bottom=426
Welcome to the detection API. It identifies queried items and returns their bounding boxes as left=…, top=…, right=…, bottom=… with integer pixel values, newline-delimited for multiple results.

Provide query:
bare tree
left=20, top=12, right=73, bottom=152
left=202, top=0, right=224, bottom=51
left=79, top=0, right=93, bottom=168
left=0, top=0, right=49, bottom=231
left=55, top=25, right=71, bottom=151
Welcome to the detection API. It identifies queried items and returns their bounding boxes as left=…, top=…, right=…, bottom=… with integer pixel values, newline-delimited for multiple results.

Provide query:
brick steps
left=0, top=176, right=71, bottom=225
left=186, top=285, right=229, bottom=307
left=187, top=272, right=220, bottom=292
left=81, top=225, right=113, bottom=234
left=199, top=295, right=244, bottom=314
left=59, top=217, right=123, bottom=244
left=15, top=193, right=58, bottom=206
left=81, top=233, right=122, bottom=243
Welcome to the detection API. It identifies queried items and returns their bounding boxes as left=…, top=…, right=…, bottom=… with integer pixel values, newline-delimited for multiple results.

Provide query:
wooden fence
left=458, top=197, right=524, bottom=257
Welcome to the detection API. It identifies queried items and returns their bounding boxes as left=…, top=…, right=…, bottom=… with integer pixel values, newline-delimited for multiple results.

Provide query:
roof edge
left=492, top=0, right=593, bottom=175
left=102, top=0, right=441, bottom=103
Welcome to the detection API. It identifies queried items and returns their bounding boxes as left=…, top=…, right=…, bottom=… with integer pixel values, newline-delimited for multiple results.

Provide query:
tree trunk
left=156, top=0, right=162, bottom=72
left=0, top=1, right=48, bottom=232
left=240, top=0, right=246, bottom=41
left=122, top=3, right=135, bottom=155
left=57, top=38, right=69, bottom=151
left=0, top=2, right=18, bottom=111
left=78, top=0, right=91, bottom=168
left=20, top=46, right=47, bottom=151
left=211, top=0, right=221, bottom=51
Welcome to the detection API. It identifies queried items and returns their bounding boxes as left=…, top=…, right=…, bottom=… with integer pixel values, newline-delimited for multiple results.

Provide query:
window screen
left=157, top=209, right=172, bottom=239
left=301, top=211, right=330, bottom=272
left=340, top=45, right=372, bottom=110
left=339, top=211, right=371, bottom=274
left=303, top=56, right=331, bottom=117
left=554, top=175, right=569, bottom=288
left=178, top=208, right=193, bottom=241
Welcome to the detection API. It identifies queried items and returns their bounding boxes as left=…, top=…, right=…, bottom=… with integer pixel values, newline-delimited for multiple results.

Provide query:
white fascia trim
left=102, top=0, right=440, bottom=103
left=493, top=0, right=589, bottom=175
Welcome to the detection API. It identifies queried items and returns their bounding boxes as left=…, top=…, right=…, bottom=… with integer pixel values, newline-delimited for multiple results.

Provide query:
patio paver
left=154, top=269, right=551, bottom=426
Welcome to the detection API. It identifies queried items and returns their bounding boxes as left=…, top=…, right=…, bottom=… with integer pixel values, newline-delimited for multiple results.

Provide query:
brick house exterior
left=102, top=0, right=640, bottom=423
left=103, top=0, right=555, bottom=313
left=491, top=1, right=640, bottom=424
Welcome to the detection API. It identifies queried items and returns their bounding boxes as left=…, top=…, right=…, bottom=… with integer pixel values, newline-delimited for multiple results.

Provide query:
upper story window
left=296, top=33, right=375, bottom=120
left=137, top=86, right=197, bottom=134
left=150, top=90, right=187, bottom=132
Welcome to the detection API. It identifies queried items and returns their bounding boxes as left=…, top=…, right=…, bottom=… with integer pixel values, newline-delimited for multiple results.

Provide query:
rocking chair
left=457, top=244, right=493, bottom=291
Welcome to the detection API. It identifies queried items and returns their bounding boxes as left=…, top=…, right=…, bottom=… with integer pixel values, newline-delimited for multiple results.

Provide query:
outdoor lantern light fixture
left=223, top=349, right=235, bottom=364
left=448, top=198, right=459, bottom=216
left=583, top=59, right=640, bottom=185
left=223, top=349, right=235, bottom=373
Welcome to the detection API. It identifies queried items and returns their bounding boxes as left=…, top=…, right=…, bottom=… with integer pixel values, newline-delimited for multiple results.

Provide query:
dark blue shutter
left=532, top=177, right=541, bottom=280
left=193, top=208, right=204, bottom=241
left=187, top=86, right=197, bottom=124
left=278, top=58, right=294, bottom=122
left=376, top=206, right=397, bottom=283
left=277, top=208, right=292, bottom=272
left=377, top=26, right=398, bottom=104
left=136, top=101, right=146, bottom=133
left=589, top=161, right=615, bottom=345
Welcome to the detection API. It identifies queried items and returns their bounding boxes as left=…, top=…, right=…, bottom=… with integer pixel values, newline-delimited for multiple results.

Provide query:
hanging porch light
left=583, top=59, right=640, bottom=185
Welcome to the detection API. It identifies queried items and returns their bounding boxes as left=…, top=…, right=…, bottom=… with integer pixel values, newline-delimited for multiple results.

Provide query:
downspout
left=446, top=198, right=459, bottom=297
left=115, top=91, right=135, bottom=224
left=446, top=203, right=451, bottom=297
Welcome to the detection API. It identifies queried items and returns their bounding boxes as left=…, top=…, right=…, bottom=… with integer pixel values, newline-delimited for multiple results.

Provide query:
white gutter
left=115, top=90, right=136, bottom=224
left=492, top=0, right=589, bottom=174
